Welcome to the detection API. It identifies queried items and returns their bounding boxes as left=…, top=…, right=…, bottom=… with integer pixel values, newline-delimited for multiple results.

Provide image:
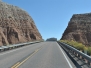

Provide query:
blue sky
left=3, top=0, right=91, bottom=40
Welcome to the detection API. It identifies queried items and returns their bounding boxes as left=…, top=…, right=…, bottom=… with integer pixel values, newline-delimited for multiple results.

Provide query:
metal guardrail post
left=0, top=41, right=43, bottom=52
left=58, top=41, right=91, bottom=67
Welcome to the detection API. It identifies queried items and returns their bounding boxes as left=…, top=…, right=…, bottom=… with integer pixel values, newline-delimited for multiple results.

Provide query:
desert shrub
left=77, top=43, right=85, bottom=51
left=84, top=46, right=88, bottom=51
left=83, top=46, right=88, bottom=54
left=87, top=47, right=91, bottom=55
left=60, top=40, right=85, bottom=51
left=60, top=40, right=91, bottom=55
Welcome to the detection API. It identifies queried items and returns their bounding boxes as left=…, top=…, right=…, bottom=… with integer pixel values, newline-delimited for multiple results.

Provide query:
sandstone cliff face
left=61, top=13, right=91, bottom=46
left=0, top=1, right=42, bottom=46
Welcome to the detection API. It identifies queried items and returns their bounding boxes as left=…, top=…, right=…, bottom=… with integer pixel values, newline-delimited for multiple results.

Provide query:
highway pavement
left=0, top=42, right=76, bottom=68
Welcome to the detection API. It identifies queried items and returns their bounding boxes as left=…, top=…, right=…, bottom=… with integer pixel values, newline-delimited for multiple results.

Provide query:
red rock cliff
left=61, top=13, right=91, bottom=46
left=0, top=1, right=42, bottom=46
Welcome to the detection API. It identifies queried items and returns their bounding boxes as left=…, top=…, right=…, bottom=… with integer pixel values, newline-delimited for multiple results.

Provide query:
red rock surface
left=61, top=13, right=91, bottom=46
left=0, top=1, right=42, bottom=46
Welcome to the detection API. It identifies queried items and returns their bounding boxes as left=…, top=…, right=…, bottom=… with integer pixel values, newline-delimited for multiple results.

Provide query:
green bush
left=88, top=47, right=91, bottom=55
left=83, top=47, right=88, bottom=54
left=60, top=40, right=91, bottom=54
left=77, top=43, right=85, bottom=51
left=84, top=47, right=88, bottom=51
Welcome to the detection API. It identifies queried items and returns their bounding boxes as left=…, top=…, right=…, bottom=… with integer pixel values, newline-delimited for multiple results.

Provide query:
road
left=0, top=42, right=76, bottom=68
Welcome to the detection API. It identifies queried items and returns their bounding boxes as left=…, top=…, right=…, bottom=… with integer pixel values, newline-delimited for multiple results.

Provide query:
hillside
left=61, top=13, right=91, bottom=46
left=0, top=1, right=42, bottom=46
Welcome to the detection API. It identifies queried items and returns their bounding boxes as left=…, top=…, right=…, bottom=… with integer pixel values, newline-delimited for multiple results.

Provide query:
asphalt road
left=0, top=42, right=76, bottom=68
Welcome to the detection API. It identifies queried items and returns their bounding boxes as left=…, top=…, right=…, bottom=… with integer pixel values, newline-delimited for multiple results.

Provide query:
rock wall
left=61, top=13, right=91, bottom=46
left=0, top=1, right=42, bottom=46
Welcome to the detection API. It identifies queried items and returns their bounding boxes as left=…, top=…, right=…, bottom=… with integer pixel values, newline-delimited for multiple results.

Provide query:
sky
left=2, top=0, right=91, bottom=40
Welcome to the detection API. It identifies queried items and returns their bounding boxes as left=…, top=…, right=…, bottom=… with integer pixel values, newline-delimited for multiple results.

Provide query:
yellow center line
left=11, top=62, right=20, bottom=68
left=11, top=47, right=42, bottom=68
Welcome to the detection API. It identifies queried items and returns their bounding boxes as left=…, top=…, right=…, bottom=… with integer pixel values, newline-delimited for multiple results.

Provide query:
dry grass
left=60, top=40, right=91, bottom=55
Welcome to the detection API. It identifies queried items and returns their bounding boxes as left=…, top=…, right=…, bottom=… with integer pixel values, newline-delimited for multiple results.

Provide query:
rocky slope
left=0, top=1, right=42, bottom=46
left=61, top=13, right=91, bottom=46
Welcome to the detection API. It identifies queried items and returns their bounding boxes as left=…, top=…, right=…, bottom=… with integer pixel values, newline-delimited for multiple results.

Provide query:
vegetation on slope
left=60, top=40, right=91, bottom=56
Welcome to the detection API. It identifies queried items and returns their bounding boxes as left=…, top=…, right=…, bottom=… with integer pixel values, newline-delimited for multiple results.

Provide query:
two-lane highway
left=0, top=42, right=76, bottom=68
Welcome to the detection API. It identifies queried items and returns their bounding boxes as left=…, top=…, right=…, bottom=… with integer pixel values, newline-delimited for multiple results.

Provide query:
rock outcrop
left=61, top=13, right=91, bottom=46
left=0, top=1, right=42, bottom=46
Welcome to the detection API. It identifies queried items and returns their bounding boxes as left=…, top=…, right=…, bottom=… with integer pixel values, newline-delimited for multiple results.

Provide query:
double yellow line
left=11, top=48, right=41, bottom=68
left=11, top=62, right=20, bottom=68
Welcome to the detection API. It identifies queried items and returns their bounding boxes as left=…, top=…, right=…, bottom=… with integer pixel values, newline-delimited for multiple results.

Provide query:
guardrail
left=57, top=41, right=91, bottom=67
left=0, top=41, right=43, bottom=52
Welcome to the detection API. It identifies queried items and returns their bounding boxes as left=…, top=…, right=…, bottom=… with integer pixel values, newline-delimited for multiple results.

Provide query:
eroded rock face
left=0, top=1, right=42, bottom=46
left=61, top=13, right=91, bottom=46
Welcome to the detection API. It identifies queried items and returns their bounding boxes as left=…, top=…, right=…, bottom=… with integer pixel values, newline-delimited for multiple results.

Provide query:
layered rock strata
left=0, top=1, right=42, bottom=45
left=61, top=13, right=91, bottom=46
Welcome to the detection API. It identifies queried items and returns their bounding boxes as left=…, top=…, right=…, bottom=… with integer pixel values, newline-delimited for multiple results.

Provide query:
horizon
left=3, top=0, right=91, bottom=40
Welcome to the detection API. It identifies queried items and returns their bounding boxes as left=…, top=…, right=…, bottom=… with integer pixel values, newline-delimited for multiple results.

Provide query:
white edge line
left=57, top=43, right=73, bottom=68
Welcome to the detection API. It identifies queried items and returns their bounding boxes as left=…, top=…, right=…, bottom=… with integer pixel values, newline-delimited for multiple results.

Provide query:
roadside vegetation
left=60, top=40, right=91, bottom=56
